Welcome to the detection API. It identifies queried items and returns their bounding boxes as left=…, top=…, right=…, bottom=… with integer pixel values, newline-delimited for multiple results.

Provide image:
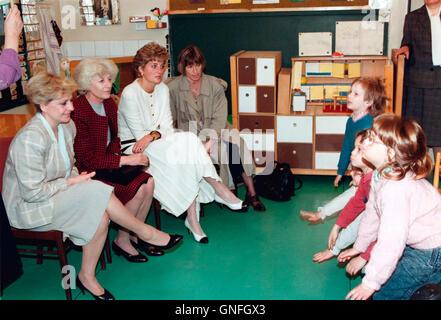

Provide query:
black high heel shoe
left=76, top=276, right=115, bottom=301
left=245, top=193, right=266, bottom=212
left=130, top=239, right=164, bottom=256
left=141, top=234, right=183, bottom=250
left=112, top=241, right=148, bottom=263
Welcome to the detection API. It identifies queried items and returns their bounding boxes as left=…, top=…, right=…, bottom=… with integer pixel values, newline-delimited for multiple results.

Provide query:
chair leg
left=37, top=244, right=43, bottom=264
left=55, top=235, right=72, bottom=301
left=99, top=251, right=106, bottom=270
left=200, top=203, right=205, bottom=218
left=154, top=199, right=161, bottom=230
left=105, top=234, right=112, bottom=264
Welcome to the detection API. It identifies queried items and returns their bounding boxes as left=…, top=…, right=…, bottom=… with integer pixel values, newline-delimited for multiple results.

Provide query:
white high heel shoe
left=214, top=193, right=247, bottom=211
left=185, top=201, right=208, bottom=244
left=184, top=218, right=208, bottom=243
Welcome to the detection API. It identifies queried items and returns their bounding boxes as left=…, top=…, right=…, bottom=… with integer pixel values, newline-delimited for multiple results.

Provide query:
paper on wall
left=335, top=21, right=384, bottom=55
left=299, top=32, right=332, bottom=57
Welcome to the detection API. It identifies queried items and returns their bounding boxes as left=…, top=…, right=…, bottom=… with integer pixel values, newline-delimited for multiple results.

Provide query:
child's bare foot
left=300, top=210, right=322, bottom=223
left=313, top=249, right=335, bottom=263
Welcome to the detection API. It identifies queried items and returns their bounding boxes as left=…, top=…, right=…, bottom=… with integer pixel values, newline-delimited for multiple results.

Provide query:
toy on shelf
left=150, top=7, right=168, bottom=28
left=323, top=92, right=349, bottom=113
left=60, top=58, right=71, bottom=79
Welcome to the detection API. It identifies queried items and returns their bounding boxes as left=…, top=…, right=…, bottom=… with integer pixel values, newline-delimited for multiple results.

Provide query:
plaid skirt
left=403, top=86, right=441, bottom=147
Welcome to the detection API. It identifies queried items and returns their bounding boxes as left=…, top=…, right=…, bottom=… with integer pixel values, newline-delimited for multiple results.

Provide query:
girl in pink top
left=340, top=114, right=441, bottom=300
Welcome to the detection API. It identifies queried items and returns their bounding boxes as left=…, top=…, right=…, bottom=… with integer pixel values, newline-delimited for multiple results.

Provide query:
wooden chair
left=153, top=199, right=205, bottom=230
left=0, top=130, right=109, bottom=300
left=391, top=49, right=405, bottom=117
left=433, top=152, right=441, bottom=192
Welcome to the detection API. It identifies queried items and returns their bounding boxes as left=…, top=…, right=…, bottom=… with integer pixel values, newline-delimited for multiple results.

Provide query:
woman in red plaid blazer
left=71, top=58, right=164, bottom=262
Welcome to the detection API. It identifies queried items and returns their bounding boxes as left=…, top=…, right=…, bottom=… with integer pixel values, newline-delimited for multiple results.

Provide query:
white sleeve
left=157, top=85, right=175, bottom=137
left=318, top=186, right=358, bottom=220
left=118, top=87, right=150, bottom=141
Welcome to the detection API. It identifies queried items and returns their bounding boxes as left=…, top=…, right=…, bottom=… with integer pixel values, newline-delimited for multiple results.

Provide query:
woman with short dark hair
left=167, top=45, right=266, bottom=211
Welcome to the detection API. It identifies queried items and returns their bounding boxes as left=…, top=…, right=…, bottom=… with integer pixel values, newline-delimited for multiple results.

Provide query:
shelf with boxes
left=230, top=50, right=281, bottom=170
left=231, top=52, right=395, bottom=175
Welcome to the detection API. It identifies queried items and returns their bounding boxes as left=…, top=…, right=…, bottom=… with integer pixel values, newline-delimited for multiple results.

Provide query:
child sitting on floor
left=300, top=169, right=361, bottom=224
left=340, top=114, right=441, bottom=300
left=301, top=130, right=375, bottom=264
left=334, top=77, right=387, bottom=187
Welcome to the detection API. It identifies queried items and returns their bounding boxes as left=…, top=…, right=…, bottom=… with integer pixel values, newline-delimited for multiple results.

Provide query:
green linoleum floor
left=2, top=175, right=363, bottom=300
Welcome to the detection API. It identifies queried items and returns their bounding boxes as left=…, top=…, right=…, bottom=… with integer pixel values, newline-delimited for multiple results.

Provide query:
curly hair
left=133, top=42, right=169, bottom=77
left=24, top=72, right=77, bottom=112
left=352, top=77, right=388, bottom=117
left=371, top=114, right=432, bottom=180
left=73, top=57, right=118, bottom=93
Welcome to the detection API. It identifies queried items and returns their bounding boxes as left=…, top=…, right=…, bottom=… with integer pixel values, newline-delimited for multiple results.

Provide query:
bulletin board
left=168, top=0, right=369, bottom=14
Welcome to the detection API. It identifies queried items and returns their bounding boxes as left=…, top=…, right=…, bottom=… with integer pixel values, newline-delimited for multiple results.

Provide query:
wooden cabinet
left=231, top=51, right=281, bottom=170
left=231, top=52, right=395, bottom=175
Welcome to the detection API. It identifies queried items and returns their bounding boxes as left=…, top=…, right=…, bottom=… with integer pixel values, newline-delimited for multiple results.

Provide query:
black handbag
left=94, top=165, right=147, bottom=186
left=254, top=162, right=302, bottom=201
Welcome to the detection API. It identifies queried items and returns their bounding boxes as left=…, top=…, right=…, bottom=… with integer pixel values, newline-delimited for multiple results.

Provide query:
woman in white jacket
left=118, top=42, right=248, bottom=244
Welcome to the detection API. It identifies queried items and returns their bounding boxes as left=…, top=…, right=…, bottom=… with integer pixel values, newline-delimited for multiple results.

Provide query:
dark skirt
left=403, top=86, right=441, bottom=147
left=96, top=171, right=152, bottom=205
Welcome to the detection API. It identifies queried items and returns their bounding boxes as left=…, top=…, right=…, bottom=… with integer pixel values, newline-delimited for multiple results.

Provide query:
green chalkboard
left=168, top=10, right=387, bottom=113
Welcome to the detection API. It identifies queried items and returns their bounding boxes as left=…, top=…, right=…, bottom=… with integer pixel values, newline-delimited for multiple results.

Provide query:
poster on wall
left=79, top=0, right=120, bottom=26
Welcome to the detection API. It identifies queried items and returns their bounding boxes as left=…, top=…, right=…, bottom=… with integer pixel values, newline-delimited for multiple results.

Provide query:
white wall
left=387, top=0, right=409, bottom=56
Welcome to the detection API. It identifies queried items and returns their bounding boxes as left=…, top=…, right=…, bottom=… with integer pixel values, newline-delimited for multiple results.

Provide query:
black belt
left=121, top=139, right=136, bottom=153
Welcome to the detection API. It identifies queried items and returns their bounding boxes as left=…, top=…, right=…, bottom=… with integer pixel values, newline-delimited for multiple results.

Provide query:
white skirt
left=144, top=131, right=221, bottom=216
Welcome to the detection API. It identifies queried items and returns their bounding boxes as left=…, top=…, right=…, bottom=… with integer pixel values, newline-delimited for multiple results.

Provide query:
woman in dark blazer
left=395, top=0, right=441, bottom=153
left=71, top=58, right=164, bottom=263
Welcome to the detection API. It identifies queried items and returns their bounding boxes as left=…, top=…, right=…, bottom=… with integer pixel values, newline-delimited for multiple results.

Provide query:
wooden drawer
left=238, top=86, right=256, bottom=113
left=256, top=58, right=276, bottom=86
left=276, top=115, right=313, bottom=143
left=315, top=116, right=349, bottom=134
left=256, top=86, right=275, bottom=113
left=239, top=115, right=274, bottom=131
left=238, top=58, right=256, bottom=85
left=277, top=143, right=313, bottom=169
left=240, top=133, right=275, bottom=151
left=315, top=152, right=340, bottom=170
left=252, top=151, right=275, bottom=168
left=315, top=134, right=344, bottom=152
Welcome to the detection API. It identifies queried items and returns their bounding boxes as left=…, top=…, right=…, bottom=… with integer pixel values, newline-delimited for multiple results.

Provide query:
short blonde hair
left=73, top=57, right=118, bottom=93
left=352, top=77, right=388, bottom=117
left=24, top=72, right=77, bottom=112
left=133, top=42, right=169, bottom=77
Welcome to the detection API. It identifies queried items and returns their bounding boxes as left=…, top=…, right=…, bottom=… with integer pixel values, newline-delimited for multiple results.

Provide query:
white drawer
left=256, top=58, right=275, bottom=86
left=240, top=133, right=275, bottom=151
left=276, top=116, right=313, bottom=143
left=315, top=152, right=340, bottom=170
left=315, top=116, right=349, bottom=134
left=238, top=86, right=256, bottom=113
